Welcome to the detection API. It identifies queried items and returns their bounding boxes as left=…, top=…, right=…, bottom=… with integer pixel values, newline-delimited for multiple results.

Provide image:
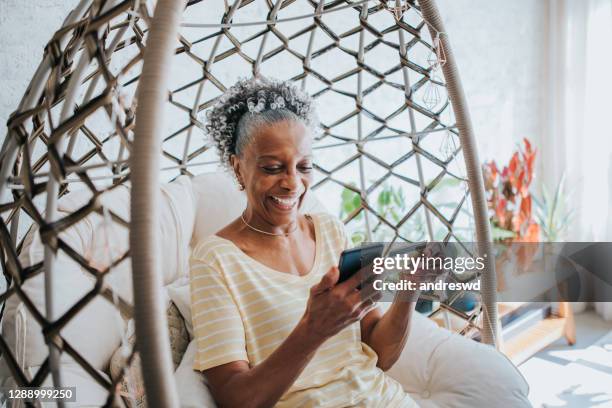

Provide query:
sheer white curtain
left=543, top=0, right=612, bottom=320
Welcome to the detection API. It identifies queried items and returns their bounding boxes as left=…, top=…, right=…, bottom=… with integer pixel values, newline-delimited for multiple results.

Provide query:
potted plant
left=482, top=138, right=540, bottom=243
left=533, top=174, right=573, bottom=242
left=482, top=138, right=541, bottom=295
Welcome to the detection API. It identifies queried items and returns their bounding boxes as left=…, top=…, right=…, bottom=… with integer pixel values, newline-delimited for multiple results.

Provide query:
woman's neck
left=241, top=209, right=300, bottom=237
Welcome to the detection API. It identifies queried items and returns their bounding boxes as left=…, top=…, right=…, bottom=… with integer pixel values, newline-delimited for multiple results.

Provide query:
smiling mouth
left=269, top=194, right=301, bottom=210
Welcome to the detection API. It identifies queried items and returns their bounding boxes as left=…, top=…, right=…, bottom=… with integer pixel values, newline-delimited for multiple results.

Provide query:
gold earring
left=234, top=172, right=244, bottom=190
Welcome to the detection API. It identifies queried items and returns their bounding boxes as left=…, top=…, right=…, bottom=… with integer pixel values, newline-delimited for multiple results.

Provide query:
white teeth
left=271, top=196, right=297, bottom=207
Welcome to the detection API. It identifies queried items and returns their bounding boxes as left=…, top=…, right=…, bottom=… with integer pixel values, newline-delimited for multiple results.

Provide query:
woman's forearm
left=364, top=294, right=418, bottom=371
left=213, top=318, right=324, bottom=408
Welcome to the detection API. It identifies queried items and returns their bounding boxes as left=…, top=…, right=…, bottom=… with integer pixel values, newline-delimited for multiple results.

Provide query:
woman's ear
left=230, top=154, right=245, bottom=190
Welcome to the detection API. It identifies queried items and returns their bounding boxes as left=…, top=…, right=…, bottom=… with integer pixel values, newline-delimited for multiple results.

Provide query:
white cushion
left=424, top=335, right=530, bottom=407
left=42, top=364, right=111, bottom=407
left=174, top=340, right=216, bottom=408
left=388, top=312, right=531, bottom=408
left=2, top=208, right=124, bottom=372
left=92, top=176, right=196, bottom=303
left=190, top=172, right=246, bottom=246
left=0, top=176, right=196, bottom=378
left=160, top=176, right=198, bottom=283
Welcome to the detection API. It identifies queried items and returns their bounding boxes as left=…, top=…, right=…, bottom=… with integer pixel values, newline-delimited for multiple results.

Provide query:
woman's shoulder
left=309, top=211, right=341, bottom=230
left=190, top=234, right=236, bottom=265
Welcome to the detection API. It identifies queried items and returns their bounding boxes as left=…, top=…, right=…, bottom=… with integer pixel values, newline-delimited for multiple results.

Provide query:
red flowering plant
left=483, top=138, right=540, bottom=277
left=483, top=138, right=540, bottom=242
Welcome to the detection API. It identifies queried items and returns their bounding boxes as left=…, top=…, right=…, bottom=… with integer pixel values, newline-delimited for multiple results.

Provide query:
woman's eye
left=261, top=165, right=312, bottom=173
left=262, top=166, right=282, bottom=173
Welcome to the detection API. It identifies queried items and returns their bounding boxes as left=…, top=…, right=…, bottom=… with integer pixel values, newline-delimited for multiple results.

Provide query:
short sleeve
left=315, top=212, right=352, bottom=256
left=332, top=216, right=351, bottom=251
left=189, top=255, right=248, bottom=371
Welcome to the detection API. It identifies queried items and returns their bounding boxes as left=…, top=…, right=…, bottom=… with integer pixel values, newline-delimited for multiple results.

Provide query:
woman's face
left=231, top=119, right=313, bottom=227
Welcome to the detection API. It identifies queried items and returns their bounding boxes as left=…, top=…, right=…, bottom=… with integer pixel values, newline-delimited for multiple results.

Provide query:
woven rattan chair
left=0, top=0, right=515, bottom=406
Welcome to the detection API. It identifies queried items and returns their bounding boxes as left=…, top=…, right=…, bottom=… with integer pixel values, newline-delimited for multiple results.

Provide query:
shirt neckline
left=212, top=213, right=322, bottom=282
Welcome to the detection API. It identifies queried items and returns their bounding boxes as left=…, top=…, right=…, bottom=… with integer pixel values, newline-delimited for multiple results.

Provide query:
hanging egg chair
left=0, top=0, right=527, bottom=406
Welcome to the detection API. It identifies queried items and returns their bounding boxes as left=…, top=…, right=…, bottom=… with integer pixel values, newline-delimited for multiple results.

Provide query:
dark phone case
left=337, top=243, right=385, bottom=284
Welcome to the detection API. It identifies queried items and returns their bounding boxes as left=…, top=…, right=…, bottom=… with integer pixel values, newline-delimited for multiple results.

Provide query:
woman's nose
left=280, top=168, right=299, bottom=190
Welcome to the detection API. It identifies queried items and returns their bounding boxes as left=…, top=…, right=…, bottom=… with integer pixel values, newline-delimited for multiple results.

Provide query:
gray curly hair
left=205, top=76, right=318, bottom=168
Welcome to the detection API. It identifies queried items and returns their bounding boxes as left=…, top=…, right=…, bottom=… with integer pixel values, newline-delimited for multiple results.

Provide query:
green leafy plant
left=340, top=187, right=363, bottom=220
left=376, top=184, right=406, bottom=223
left=339, top=186, right=367, bottom=244
left=339, top=182, right=443, bottom=244
left=340, top=183, right=411, bottom=244
left=533, top=174, right=573, bottom=242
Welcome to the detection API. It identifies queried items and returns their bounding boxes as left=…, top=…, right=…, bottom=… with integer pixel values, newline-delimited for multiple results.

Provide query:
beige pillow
left=109, top=301, right=189, bottom=407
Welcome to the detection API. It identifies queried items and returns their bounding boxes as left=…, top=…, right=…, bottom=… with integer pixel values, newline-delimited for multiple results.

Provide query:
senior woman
left=189, top=77, right=422, bottom=408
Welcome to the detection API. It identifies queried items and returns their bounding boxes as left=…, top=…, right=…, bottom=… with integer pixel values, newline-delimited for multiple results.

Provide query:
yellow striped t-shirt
left=189, top=212, right=418, bottom=407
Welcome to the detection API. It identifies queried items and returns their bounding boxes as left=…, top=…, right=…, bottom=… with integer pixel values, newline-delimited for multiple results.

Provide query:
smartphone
left=337, top=242, right=430, bottom=285
left=337, top=243, right=385, bottom=284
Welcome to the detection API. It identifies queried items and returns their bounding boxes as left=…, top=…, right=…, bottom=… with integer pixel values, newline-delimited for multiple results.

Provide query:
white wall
left=1, top=0, right=548, bottom=165
left=437, top=0, right=548, bottom=164
left=0, top=0, right=81, bottom=128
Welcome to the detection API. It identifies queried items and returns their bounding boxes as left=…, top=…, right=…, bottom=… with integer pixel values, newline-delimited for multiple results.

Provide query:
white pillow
left=2, top=208, right=124, bottom=372
left=415, top=334, right=530, bottom=407
left=160, top=176, right=197, bottom=283
left=174, top=341, right=216, bottom=408
left=93, top=176, right=196, bottom=303
left=387, top=312, right=531, bottom=408
left=190, top=172, right=246, bottom=246
left=0, top=176, right=196, bottom=379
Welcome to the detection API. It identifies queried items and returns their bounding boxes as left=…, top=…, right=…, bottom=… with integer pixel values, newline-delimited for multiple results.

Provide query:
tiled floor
left=518, top=310, right=612, bottom=407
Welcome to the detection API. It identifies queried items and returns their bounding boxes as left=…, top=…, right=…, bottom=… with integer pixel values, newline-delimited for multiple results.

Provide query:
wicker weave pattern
left=0, top=0, right=489, bottom=405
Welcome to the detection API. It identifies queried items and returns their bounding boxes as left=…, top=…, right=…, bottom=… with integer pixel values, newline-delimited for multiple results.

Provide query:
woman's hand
left=301, top=266, right=379, bottom=345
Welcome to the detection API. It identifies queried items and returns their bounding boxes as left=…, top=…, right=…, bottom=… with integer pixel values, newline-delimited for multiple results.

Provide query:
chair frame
left=0, top=0, right=497, bottom=406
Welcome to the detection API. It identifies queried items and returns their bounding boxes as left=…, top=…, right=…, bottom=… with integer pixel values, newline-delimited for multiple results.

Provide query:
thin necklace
left=240, top=212, right=298, bottom=237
